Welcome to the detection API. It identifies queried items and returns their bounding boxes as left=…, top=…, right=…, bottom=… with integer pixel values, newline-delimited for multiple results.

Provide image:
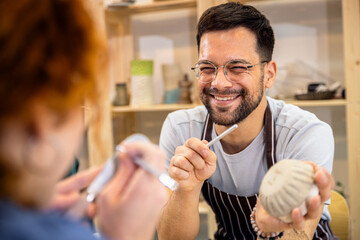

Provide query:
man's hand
left=307, top=161, right=334, bottom=203
left=168, top=138, right=217, bottom=192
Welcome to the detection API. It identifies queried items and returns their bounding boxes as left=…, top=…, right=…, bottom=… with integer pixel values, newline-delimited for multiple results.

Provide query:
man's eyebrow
left=228, top=59, right=252, bottom=64
left=197, top=60, right=215, bottom=64
left=197, top=59, right=252, bottom=65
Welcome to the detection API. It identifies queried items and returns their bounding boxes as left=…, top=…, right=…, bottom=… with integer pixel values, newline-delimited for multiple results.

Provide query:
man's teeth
left=214, top=96, right=236, bottom=101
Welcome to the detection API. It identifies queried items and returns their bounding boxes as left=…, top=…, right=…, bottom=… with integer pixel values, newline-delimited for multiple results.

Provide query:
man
left=157, top=2, right=336, bottom=240
left=0, top=0, right=167, bottom=240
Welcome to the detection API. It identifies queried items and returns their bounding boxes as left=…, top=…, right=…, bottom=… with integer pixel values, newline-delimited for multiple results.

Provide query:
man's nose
left=211, top=67, right=233, bottom=89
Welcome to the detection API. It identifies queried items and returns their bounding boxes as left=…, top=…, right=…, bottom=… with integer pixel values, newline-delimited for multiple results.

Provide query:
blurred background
left=85, top=0, right=359, bottom=239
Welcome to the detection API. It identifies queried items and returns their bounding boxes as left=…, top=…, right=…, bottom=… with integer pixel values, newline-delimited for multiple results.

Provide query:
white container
left=130, top=60, right=154, bottom=106
left=259, top=159, right=319, bottom=223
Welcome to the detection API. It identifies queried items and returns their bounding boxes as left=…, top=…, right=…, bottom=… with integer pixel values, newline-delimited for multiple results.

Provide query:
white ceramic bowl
left=259, top=159, right=319, bottom=223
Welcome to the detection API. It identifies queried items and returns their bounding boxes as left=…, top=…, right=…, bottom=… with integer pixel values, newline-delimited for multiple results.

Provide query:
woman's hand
left=47, top=166, right=101, bottom=217
left=96, top=141, right=169, bottom=240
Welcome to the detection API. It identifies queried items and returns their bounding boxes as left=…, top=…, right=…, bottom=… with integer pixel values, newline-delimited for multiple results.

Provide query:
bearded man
left=157, top=2, right=336, bottom=240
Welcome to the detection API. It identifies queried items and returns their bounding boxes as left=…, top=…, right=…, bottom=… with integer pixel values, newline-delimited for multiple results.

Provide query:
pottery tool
left=206, top=124, right=238, bottom=147
left=67, top=134, right=177, bottom=218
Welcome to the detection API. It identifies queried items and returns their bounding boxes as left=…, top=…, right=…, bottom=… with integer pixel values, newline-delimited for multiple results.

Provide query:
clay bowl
left=259, top=159, right=319, bottom=223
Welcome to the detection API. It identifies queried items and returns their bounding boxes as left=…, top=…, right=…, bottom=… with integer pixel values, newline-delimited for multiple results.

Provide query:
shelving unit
left=111, top=99, right=347, bottom=113
left=104, top=0, right=199, bottom=95
left=112, top=103, right=199, bottom=113
left=285, top=99, right=346, bottom=107
left=88, top=0, right=360, bottom=238
left=342, top=0, right=360, bottom=238
left=106, top=0, right=196, bottom=15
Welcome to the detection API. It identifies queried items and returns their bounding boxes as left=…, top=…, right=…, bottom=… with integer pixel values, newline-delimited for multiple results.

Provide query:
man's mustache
left=202, top=87, right=246, bottom=97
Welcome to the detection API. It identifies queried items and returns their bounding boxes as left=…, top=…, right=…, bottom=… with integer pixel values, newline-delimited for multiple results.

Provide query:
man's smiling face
left=198, top=26, right=266, bottom=126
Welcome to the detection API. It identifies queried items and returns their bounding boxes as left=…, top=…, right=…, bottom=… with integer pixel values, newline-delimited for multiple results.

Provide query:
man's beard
left=200, top=75, right=264, bottom=126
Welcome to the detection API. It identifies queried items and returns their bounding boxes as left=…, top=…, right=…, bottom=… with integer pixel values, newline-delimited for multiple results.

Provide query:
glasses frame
left=191, top=59, right=268, bottom=83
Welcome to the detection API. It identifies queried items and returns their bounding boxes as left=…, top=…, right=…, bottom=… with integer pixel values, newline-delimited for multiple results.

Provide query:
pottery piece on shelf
left=259, top=159, right=319, bottom=223
left=178, top=74, right=192, bottom=104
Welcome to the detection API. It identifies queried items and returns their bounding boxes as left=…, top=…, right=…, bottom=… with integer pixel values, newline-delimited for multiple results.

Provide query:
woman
left=0, top=0, right=167, bottom=239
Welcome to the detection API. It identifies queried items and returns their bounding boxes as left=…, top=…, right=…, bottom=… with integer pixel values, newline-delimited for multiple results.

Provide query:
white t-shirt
left=159, top=97, right=334, bottom=221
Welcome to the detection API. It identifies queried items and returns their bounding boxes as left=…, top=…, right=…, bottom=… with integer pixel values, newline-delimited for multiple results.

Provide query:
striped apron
left=200, top=104, right=338, bottom=240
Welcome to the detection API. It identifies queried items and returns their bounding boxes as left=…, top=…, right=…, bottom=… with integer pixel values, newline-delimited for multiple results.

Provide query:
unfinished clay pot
left=259, top=159, right=319, bottom=223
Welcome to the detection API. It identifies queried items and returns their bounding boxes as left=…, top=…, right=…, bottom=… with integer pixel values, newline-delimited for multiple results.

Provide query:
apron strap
left=264, top=102, right=277, bottom=168
left=201, top=113, right=212, bottom=142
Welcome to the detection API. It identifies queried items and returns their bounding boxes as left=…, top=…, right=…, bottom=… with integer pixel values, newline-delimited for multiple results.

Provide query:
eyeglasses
left=191, top=60, right=268, bottom=83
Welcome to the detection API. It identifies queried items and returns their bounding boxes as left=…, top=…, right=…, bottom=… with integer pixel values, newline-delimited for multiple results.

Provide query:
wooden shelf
left=284, top=99, right=346, bottom=107
left=249, top=0, right=342, bottom=25
left=112, top=99, right=346, bottom=113
left=106, top=0, right=196, bottom=21
left=112, top=103, right=200, bottom=113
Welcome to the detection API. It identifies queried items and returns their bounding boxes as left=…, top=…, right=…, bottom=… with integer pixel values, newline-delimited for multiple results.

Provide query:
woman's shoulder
left=0, top=200, right=95, bottom=240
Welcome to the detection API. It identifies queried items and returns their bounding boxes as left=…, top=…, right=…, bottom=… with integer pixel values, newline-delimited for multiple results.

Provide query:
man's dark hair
left=196, top=2, right=275, bottom=61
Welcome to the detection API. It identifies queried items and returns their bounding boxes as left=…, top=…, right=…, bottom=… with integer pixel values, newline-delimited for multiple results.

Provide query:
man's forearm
left=157, top=186, right=203, bottom=240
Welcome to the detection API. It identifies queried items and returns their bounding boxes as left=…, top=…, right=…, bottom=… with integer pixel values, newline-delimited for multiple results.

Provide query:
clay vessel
left=259, top=159, right=318, bottom=223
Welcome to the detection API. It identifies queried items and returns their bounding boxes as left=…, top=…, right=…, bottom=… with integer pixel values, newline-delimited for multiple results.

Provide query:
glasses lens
left=196, top=62, right=216, bottom=83
left=193, top=66, right=200, bottom=79
left=225, top=61, right=248, bottom=82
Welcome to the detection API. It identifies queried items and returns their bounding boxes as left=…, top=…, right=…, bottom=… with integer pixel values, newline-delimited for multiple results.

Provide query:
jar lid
left=131, top=60, right=153, bottom=75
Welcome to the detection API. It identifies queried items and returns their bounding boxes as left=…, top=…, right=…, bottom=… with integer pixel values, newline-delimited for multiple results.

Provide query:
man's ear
left=263, top=60, right=277, bottom=89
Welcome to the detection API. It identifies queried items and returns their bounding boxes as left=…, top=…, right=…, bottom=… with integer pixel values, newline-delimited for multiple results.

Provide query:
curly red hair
left=0, top=0, right=102, bottom=124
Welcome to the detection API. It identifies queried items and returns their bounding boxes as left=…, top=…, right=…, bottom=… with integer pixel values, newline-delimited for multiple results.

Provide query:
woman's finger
left=56, top=166, right=102, bottom=194
left=47, top=191, right=80, bottom=210
left=98, top=155, right=136, bottom=205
